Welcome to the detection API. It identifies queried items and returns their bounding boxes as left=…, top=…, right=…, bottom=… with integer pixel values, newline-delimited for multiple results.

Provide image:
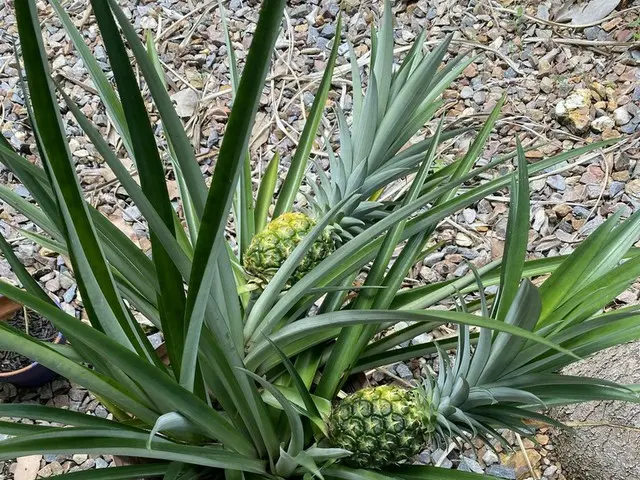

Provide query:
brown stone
left=553, top=204, right=572, bottom=218
left=602, top=17, right=623, bottom=31
left=463, top=63, right=477, bottom=78
left=506, top=449, right=542, bottom=480
left=626, top=179, right=640, bottom=199
left=601, top=128, right=621, bottom=140
left=525, top=149, right=544, bottom=159
left=536, top=434, right=550, bottom=445
left=612, top=171, right=630, bottom=182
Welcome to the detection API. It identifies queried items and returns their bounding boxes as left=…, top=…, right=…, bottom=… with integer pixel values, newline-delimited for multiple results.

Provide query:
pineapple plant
left=0, top=0, right=637, bottom=479
left=242, top=15, right=473, bottom=287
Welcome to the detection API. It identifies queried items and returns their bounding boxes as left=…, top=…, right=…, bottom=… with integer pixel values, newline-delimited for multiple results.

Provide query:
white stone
left=171, top=89, right=199, bottom=118
left=564, top=89, right=591, bottom=109
left=613, top=106, right=631, bottom=126
left=554, top=101, right=567, bottom=117
left=483, top=449, right=500, bottom=465
left=72, top=454, right=88, bottom=464
left=591, top=116, right=615, bottom=133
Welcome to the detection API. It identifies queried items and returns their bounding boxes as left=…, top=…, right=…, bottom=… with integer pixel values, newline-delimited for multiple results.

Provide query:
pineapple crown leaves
left=409, top=260, right=640, bottom=452
left=297, top=0, right=476, bottom=240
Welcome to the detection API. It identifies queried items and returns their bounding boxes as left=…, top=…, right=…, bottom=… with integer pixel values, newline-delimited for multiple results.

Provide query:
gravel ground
left=0, top=0, right=639, bottom=478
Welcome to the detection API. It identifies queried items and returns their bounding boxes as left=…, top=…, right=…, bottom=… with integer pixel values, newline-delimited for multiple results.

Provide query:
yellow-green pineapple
left=243, top=212, right=335, bottom=286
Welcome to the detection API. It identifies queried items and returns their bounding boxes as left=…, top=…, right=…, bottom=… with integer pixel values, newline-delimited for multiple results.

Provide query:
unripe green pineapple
left=243, top=212, right=335, bottom=286
left=329, top=386, right=431, bottom=468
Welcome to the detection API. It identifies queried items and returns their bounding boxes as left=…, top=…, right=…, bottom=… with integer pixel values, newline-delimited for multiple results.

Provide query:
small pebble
left=486, top=465, right=517, bottom=479
left=546, top=175, right=566, bottom=191
left=483, top=449, right=500, bottom=465
left=457, top=456, right=484, bottom=474
left=460, top=86, right=474, bottom=99
left=394, top=363, right=413, bottom=380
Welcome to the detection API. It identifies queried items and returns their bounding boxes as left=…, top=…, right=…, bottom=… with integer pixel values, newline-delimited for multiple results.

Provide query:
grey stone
left=148, top=332, right=164, bottom=349
left=94, top=45, right=107, bottom=62
left=572, top=206, right=591, bottom=219
left=546, top=174, right=566, bottom=191
left=72, top=454, right=88, bottom=464
left=460, top=86, right=474, bottom=99
left=14, top=185, right=30, bottom=198
left=290, top=5, right=311, bottom=18
left=457, top=456, right=484, bottom=473
left=504, top=67, right=518, bottom=79
left=494, top=217, right=509, bottom=238
left=472, top=91, right=486, bottom=104
left=207, top=129, right=219, bottom=148
left=486, top=465, right=516, bottom=479
left=79, top=459, right=96, bottom=470
left=591, top=116, right=615, bottom=133
left=458, top=248, right=480, bottom=260
left=94, top=405, right=109, bottom=418
left=95, top=457, right=109, bottom=469
left=302, top=91, right=315, bottom=107
left=540, top=77, right=554, bottom=94
left=454, top=263, right=469, bottom=277
left=51, top=378, right=69, bottom=393
left=417, top=451, right=431, bottom=465
left=63, top=285, right=76, bottom=303
left=610, top=181, right=625, bottom=197
left=580, top=216, right=604, bottom=235
left=394, top=363, right=413, bottom=380
left=38, top=383, right=53, bottom=400
left=462, top=208, right=476, bottom=224
left=537, top=5, right=550, bottom=20
left=483, top=449, right=500, bottom=465
left=320, top=24, right=336, bottom=39
left=59, top=273, right=75, bottom=290
left=53, top=394, right=70, bottom=408
left=69, top=388, right=86, bottom=402
left=584, top=26, right=609, bottom=41
left=123, top=206, right=142, bottom=222
left=423, top=252, right=444, bottom=267
left=326, top=3, right=340, bottom=17
left=316, top=36, right=329, bottom=50
left=412, top=333, right=433, bottom=345
left=613, top=106, right=631, bottom=126
left=1, top=383, right=17, bottom=399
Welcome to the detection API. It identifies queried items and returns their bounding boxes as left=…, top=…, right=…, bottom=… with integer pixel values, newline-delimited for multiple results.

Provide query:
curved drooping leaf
left=0, top=429, right=265, bottom=473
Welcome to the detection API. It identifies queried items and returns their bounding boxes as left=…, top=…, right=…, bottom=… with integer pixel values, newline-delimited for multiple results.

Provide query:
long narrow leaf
left=92, top=0, right=188, bottom=378
left=273, top=15, right=342, bottom=216
left=15, top=0, right=155, bottom=358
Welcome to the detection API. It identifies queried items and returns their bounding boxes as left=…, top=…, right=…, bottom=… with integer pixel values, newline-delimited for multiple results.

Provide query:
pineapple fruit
left=243, top=212, right=335, bottom=286
left=329, top=386, right=432, bottom=467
